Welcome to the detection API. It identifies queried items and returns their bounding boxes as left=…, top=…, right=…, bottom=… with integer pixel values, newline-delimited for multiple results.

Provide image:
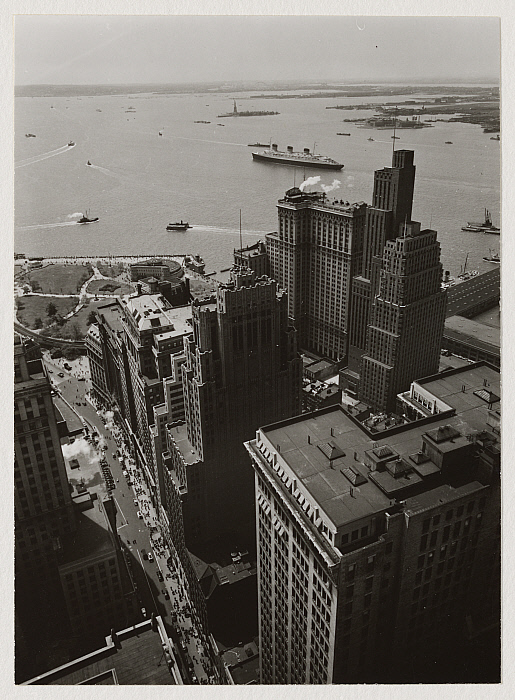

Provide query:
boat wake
left=16, top=221, right=82, bottom=231
left=15, top=143, right=76, bottom=168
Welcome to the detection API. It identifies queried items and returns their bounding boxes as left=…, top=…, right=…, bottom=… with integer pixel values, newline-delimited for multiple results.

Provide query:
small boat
left=217, top=123, right=225, bottom=126
left=490, top=134, right=500, bottom=141
left=68, top=140, right=75, bottom=146
left=194, top=120, right=210, bottom=124
left=25, top=133, right=36, bottom=138
left=78, top=211, right=99, bottom=224
left=337, top=133, right=351, bottom=136
left=391, top=135, right=400, bottom=139
left=166, top=220, right=191, bottom=231
left=158, top=131, right=163, bottom=136
left=86, top=160, right=91, bottom=166
left=462, top=209, right=500, bottom=235
left=96, top=109, right=102, bottom=112
left=483, top=250, right=500, bottom=264
left=367, top=137, right=374, bottom=141
left=445, top=141, right=453, bottom=144
left=248, top=143, right=270, bottom=147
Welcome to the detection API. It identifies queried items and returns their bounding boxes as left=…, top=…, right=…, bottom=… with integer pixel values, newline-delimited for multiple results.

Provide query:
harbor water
left=15, top=88, right=500, bottom=277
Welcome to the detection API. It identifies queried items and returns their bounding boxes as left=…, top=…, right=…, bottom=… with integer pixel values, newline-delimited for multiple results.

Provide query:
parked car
left=58, top=372, right=65, bottom=378
left=147, top=551, right=154, bottom=563
left=133, top=499, right=138, bottom=507
left=157, top=570, right=164, bottom=582
left=137, top=511, right=143, bottom=519
left=141, top=549, right=147, bottom=560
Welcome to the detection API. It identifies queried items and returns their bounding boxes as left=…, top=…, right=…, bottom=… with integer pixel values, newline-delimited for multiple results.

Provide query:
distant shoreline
left=15, top=81, right=499, bottom=99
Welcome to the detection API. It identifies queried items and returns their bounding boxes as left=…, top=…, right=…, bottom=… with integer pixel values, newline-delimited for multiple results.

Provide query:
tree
left=31, top=280, right=41, bottom=292
left=33, top=317, right=43, bottom=329
left=87, top=310, right=97, bottom=326
left=46, top=302, right=57, bottom=317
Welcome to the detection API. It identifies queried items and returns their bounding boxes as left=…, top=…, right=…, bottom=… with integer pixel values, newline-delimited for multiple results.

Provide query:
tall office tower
left=246, top=362, right=500, bottom=684
left=168, top=267, right=302, bottom=551
left=266, top=189, right=367, bottom=361
left=15, top=336, right=76, bottom=593
left=359, top=223, right=447, bottom=412
left=233, top=240, right=270, bottom=277
left=346, top=150, right=416, bottom=384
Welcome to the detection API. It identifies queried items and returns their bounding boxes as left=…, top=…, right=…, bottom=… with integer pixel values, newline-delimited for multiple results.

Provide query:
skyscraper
left=359, top=223, right=447, bottom=412
left=15, top=336, right=76, bottom=591
left=166, top=267, right=302, bottom=551
left=345, top=150, right=416, bottom=386
left=246, top=362, right=500, bottom=684
left=266, top=189, right=367, bottom=361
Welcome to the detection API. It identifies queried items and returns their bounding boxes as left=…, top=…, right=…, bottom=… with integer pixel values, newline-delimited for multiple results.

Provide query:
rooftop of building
left=221, top=640, right=259, bottom=685
left=59, top=497, right=116, bottom=567
left=22, top=617, right=179, bottom=685
left=96, top=299, right=125, bottom=334
left=130, top=258, right=182, bottom=273
left=166, top=421, right=201, bottom=465
left=257, top=362, right=499, bottom=529
left=444, top=315, right=500, bottom=352
left=124, top=295, right=191, bottom=333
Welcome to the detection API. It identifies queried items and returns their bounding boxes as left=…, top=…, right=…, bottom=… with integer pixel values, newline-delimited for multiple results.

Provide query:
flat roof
left=60, top=500, right=115, bottom=566
left=166, top=422, right=200, bottom=465
left=444, top=315, right=500, bottom=352
left=259, top=363, right=499, bottom=528
left=97, top=299, right=125, bottom=334
left=125, top=295, right=191, bottom=333
left=24, top=619, right=177, bottom=685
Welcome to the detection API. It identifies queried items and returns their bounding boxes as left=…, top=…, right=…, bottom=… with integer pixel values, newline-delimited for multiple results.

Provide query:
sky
left=14, top=14, right=500, bottom=86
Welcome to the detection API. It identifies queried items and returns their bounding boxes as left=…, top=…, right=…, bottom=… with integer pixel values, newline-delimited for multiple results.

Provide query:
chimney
left=307, top=434, right=311, bottom=444
left=136, top=282, right=142, bottom=296
left=350, top=486, right=355, bottom=498
left=330, top=427, right=335, bottom=437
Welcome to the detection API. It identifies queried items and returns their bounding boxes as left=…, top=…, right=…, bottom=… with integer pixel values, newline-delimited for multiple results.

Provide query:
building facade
left=166, top=267, right=302, bottom=552
left=266, top=190, right=367, bottom=361
left=358, top=223, right=447, bottom=412
left=246, top=362, right=500, bottom=684
left=345, top=150, right=417, bottom=388
left=15, top=337, right=76, bottom=591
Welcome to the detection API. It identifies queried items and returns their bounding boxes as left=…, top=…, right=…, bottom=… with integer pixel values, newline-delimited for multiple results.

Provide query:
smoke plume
left=321, top=179, right=341, bottom=194
left=62, top=437, right=100, bottom=466
left=299, top=176, right=321, bottom=192
left=68, top=212, right=83, bottom=219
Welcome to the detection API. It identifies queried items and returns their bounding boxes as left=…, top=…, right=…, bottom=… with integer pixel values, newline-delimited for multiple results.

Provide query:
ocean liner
left=252, top=143, right=343, bottom=170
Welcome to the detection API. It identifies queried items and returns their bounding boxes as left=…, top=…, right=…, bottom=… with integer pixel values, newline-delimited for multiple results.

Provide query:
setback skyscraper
left=359, top=222, right=447, bottom=412
left=345, top=150, right=416, bottom=388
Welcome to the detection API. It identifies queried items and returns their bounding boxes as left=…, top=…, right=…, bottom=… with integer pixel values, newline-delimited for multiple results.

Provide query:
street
left=43, top=352, right=220, bottom=684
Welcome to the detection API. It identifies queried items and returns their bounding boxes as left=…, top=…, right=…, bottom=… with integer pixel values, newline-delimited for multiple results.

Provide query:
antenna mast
left=239, top=209, right=243, bottom=254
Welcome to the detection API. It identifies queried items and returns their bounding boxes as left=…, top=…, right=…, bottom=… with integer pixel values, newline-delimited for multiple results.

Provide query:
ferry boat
left=490, top=134, right=500, bottom=141
left=78, top=211, right=98, bottom=224
left=461, top=209, right=500, bottom=235
left=248, top=142, right=270, bottom=147
left=166, top=221, right=191, bottom=231
left=445, top=141, right=453, bottom=144
left=252, top=144, right=343, bottom=170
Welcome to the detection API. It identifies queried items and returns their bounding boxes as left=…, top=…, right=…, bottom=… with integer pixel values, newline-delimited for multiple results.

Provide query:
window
left=446, top=509, right=453, bottom=521
left=433, top=515, right=441, bottom=527
left=422, top=519, right=430, bottom=534
left=442, top=525, right=451, bottom=543
left=457, top=505, right=464, bottom=518
left=420, top=534, right=428, bottom=551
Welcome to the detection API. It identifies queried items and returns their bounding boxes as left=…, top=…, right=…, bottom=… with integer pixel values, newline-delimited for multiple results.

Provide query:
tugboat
left=77, top=210, right=99, bottom=224
left=483, top=250, right=500, bottom=264
left=462, top=209, right=500, bottom=235
left=25, top=133, right=36, bottom=138
left=445, top=141, right=453, bottom=144
left=367, top=137, right=374, bottom=141
left=158, top=131, right=163, bottom=136
left=86, top=160, right=91, bottom=166
left=166, top=220, right=191, bottom=231
left=68, top=140, right=75, bottom=146
left=337, top=133, right=351, bottom=136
